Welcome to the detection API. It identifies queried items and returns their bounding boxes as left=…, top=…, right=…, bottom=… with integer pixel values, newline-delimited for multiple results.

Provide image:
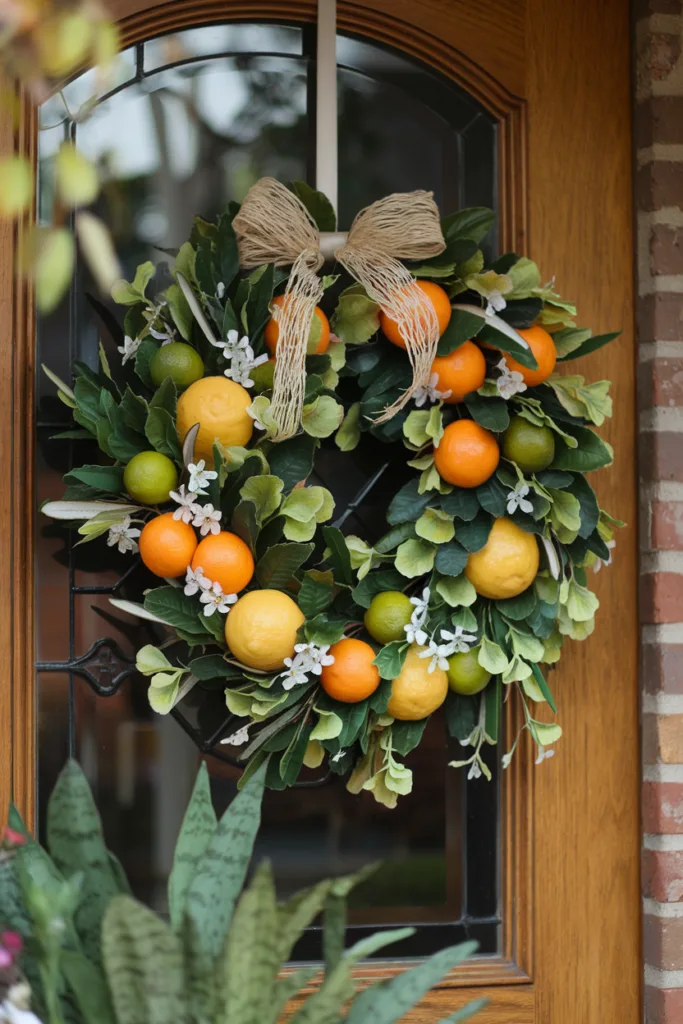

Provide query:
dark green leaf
left=535, top=470, right=573, bottom=489
left=445, top=693, right=478, bottom=741
left=557, top=331, right=620, bottom=362
left=144, top=587, right=212, bottom=635
left=550, top=426, right=614, bottom=472
left=531, top=663, right=557, bottom=713
left=567, top=473, right=600, bottom=539
left=322, top=525, right=353, bottom=586
left=387, top=479, right=432, bottom=525
left=484, top=677, right=500, bottom=741
left=291, top=180, right=336, bottom=232
left=267, top=434, right=317, bottom=490
left=352, top=569, right=404, bottom=609
left=439, top=488, right=480, bottom=521
left=496, top=586, right=537, bottom=620
left=464, top=393, right=510, bottom=432
left=189, top=654, right=241, bottom=680
left=279, top=722, right=312, bottom=785
left=244, top=263, right=275, bottom=347
left=454, top=512, right=492, bottom=553
left=145, top=406, right=182, bottom=462
left=476, top=475, right=509, bottom=517
left=442, top=207, right=495, bottom=243
left=64, top=465, right=124, bottom=494
left=256, top=542, right=314, bottom=590
left=375, top=521, right=416, bottom=554
left=61, top=948, right=117, bottom=1024
left=478, top=324, right=538, bottom=369
left=391, top=718, right=428, bottom=755
left=323, top=893, right=346, bottom=977
left=216, top=212, right=240, bottom=290
left=436, top=309, right=484, bottom=356
left=367, top=678, right=392, bottom=714
left=231, top=500, right=259, bottom=552
left=305, top=613, right=347, bottom=646
left=118, top=387, right=148, bottom=435
left=434, top=541, right=469, bottom=576
left=134, top=338, right=157, bottom=388
left=298, top=574, right=335, bottom=617
left=498, top=298, right=542, bottom=328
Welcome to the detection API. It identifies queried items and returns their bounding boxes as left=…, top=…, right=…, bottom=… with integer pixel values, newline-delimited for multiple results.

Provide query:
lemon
left=150, top=342, right=204, bottom=390
left=364, top=591, right=414, bottom=644
left=123, top=451, right=178, bottom=505
left=176, top=376, right=254, bottom=465
left=447, top=648, right=491, bottom=695
left=501, top=415, right=555, bottom=474
left=465, top=517, right=539, bottom=600
left=387, top=645, right=448, bottom=721
left=225, top=589, right=305, bottom=671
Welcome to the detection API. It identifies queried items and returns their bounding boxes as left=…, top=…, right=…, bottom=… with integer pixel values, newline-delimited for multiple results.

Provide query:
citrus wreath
left=43, top=179, right=621, bottom=807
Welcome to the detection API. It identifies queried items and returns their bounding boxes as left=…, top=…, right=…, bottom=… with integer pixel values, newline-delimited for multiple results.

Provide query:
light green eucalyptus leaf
left=331, top=284, right=381, bottom=344
left=335, top=402, right=361, bottom=451
left=302, top=395, right=344, bottom=437
left=395, top=538, right=436, bottom=578
left=240, top=475, right=284, bottom=524
left=136, top=645, right=174, bottom=677
left=436, top=575, right=477, bottom=608
left=415, top=507, right=455, bottom=545
left=478, top=637, right=509, bottom=675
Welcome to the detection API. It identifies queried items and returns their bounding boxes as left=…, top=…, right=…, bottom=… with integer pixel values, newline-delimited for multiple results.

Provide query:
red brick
left=643, top=713, right=683, bottom=763
left=640, top=572, right=683, bottom=623
left=646, top=985, right=683, bottom=1024
left=643, top=848, right=683, bottom=900
left=644, top=781, right=683, bottom=832
left=644, top=914, right=683, bottom=969
left=639, top=360, right=683, bottom=411
left=642, top=642, right=683, bottom=694
left=651, top=225, right=683, bottom=276
left=643, top=32, right=682, bottom=82
left=637, top=163, right=683, bottom=209
left=637, top=96, right=683, bottom=147
left=640, top=432, right=683, bottom=484
left=652, top=502, right=683, bottom=548
left=638, top=294, right=683, bottom=343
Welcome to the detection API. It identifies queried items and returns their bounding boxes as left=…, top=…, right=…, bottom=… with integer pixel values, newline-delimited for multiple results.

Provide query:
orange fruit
left=265, top=294, right=331, bottom=356
left=465, top=517, right=540, bottom=599
left=320, top=638, right=381, bottom=703
left=434, top=419, right=500, bottom=488
left=191, top=531, right=254, bottom=594
left=139, top=512, right=198, bottom=578
left=176, top=376, right=253, bottom=465
left=431, top=341, right=487, bottom=404
left=499, top=326, right=557, bottom=387
left=381, top=280, right=452, bottom=349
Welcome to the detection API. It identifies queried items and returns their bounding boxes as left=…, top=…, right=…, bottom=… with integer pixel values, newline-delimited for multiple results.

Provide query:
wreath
left=43, top=178, right=621, bottom=806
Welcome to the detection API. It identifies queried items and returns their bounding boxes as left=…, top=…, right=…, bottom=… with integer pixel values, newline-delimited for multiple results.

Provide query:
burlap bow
left=233, top=177, right=446, bottom=440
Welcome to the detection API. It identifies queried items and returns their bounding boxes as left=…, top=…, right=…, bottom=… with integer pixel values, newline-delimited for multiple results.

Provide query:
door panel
left=0, top=0, right=639, bottom=1021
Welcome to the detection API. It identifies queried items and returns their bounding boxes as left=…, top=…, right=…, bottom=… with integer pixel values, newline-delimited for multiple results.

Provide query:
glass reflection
left=35, top=23, right=499, bottom=957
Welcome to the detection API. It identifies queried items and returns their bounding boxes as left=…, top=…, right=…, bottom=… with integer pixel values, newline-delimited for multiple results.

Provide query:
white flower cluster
left=495, top=356, right=527, bottom=400
left=279, top=642, right=335, bottom=690
left=405, top=586, right=430, bottom=645
left=106, top=515, right=140, bottom=554
left=184, top=565, right=237, bottom=616
left=413, top=372, right=452, bottom=407
left=117, top=302, right=174, bottom=364
left=404, top=587, right=477, bottom=673
left=212, top=329, right=268, bottom=388
left=506, top=480, right=534, bottom=515
left=170, top=462, right=222, bottom=537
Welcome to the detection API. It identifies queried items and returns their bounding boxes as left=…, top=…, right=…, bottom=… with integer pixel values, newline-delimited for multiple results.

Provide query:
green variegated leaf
left=167, top=763, right=217, bottom=931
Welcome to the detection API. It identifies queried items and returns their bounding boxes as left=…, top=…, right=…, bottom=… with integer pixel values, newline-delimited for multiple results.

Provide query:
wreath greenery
left=43, top=183, right=622, bottom=806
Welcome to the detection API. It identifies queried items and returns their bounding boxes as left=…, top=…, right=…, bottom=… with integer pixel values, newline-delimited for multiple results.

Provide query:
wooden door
left=0, top=0, right=640, bottom=1021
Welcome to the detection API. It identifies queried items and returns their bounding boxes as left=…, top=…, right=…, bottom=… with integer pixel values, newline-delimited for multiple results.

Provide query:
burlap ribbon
left=233, top=177, right=446, bottom=440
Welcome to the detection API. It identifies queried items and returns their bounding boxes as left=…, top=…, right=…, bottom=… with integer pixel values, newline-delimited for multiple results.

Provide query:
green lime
left=364, top=591, right=414, bottom=644
left=249, top=358, right=275, bottom=393
left=123, top=451, right=178, bottom=505
left=150, top=342, right=204, bottom=390
left=501, top=414, right=555, bottom=474
left=447, top=648, right=491, bottom=695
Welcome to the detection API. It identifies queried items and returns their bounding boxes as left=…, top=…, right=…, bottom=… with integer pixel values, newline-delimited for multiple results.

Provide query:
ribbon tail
left=337, top=247, right=440, bottom=422
left=270, top=248, right=324, bottom=440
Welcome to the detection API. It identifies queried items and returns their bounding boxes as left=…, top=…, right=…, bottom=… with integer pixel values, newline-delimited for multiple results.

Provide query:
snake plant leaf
left=220, top=860, right=280, bottom=1024
left=167, top=763, right=217, bottom=931
left=46, top=761, right=122, bottom=966
left=323, top=893, right=346, bottom=976
left=270, top=967, right=321, bottom=1024
left=102, top=895, right=186, bottom=1024
left=437, top=997, right=488, bottom=1022
left=276, top=878, right=335, bottom=964
left=345, top=940, right=478, bottom=1024
left=184, top=762, right=266, bottom=964
left=61, top=948, right=117, bottom=1024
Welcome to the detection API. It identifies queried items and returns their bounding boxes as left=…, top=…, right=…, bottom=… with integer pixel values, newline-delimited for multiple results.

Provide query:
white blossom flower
left=495, top=357, right=527, bottom=400
left=439, top=625, right=477, bottom=655
left=188, top=460, right=218, bottom=496
left=501, top=752, right=513, bottom=770
left=593, top=539, right=616, bottom=573
left=417, top=638, right=453, bottom=673
left=192, top=502, right=222, bottom=537
left=216, top=282, right=226, bottom=299
left=409, top=587, right=430, bottom=626
left=1, top=999, right=43, bottom=1024
left=331, top=749, right=346, bottom=763
left=221, top=722, right=249, bottom=746
left=106, top=516, right=140, bottom=554
left=535, top=745, right=555, bottom=765
left=467, top=759, right=483, bottom=780
left=222, top=332, right=269, bottom=388
left=170, top=484, right=199, bottom=523
left=148, top=323, right=175, bottom=344
left=404, top=622, right=428, bottom=646
left=506, top=481, right=534, bottom=515
left=184, top=565, right=212, bottom=597
left=485, top=292, right=508, bottom=316
left=292, top=641, right=335, bottom=675
left=117, top=334, right=141, bottom=364
left=413, top=372, right=452, bottom=408
left=280, top=653, right=313, bottom=690
left=200, top=580, right=237, bottom=616
left=247, top=404, right=266, bottom=431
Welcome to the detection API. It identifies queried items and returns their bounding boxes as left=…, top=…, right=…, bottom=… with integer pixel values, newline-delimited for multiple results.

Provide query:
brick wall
left=636, top=2, right=683, bottom=1021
